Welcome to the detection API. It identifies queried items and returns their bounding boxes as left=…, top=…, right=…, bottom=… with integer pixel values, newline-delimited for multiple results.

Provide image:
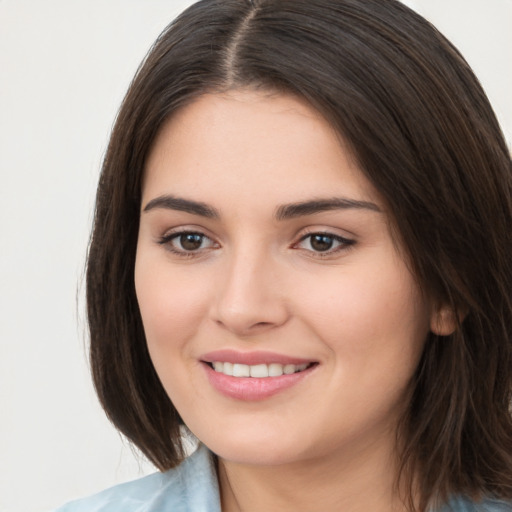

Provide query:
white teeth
left=268, top=363, right=284, bottom=377
left=250, top=364, right=269, bottom=378
left=232, top=363, right=250, bottom=377
left=211, top=362, right=311, bottom=378
left=283, top=364, right=296, bottom=375
left=223, top=362, right=233, bottom=376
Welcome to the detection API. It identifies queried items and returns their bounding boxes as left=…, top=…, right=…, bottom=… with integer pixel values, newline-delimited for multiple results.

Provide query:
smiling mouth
left=206, top=361, right=316, bottom=378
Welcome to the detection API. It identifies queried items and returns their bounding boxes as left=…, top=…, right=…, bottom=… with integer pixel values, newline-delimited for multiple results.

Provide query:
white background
left=0, top=1, right=510, bottom=511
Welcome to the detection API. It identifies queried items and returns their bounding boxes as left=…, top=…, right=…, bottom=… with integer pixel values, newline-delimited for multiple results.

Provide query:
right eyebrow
left=142, top=195, right=220, bottom=219
left=275, top=197, right=381, bottom=220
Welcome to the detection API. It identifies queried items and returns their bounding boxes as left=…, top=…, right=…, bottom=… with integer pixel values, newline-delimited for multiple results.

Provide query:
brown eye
left=158, top=231, right=217, bottom=254
left=295, top=232, right=355, bottom=255
left=310, top=234, right=334, bottom=252
left=179, top=233, right=205, bottom=251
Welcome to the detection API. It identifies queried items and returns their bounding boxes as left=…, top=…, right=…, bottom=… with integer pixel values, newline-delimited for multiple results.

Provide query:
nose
left=210, top=247, right=290, bottom=337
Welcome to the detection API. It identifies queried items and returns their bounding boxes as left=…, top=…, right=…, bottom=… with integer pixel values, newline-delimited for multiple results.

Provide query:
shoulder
left=436, top=496, right=512, bottom=512
left=51, top=444, right=221, bottom=512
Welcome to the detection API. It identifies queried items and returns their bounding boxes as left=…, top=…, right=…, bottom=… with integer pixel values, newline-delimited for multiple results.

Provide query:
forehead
left=142, top=89, right=381, bottom=209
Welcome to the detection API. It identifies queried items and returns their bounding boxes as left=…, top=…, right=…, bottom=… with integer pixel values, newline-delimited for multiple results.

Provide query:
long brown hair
left=86, top=0, right=512, bottom=509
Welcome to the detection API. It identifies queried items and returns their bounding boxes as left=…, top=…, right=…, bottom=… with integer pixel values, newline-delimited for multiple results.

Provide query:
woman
left=55, top=0, right=512, bottom=510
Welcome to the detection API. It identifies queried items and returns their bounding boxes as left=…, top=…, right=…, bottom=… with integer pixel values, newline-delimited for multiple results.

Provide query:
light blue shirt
left=53, top=445, right=221, bottom=512
left=439, top=497, right=511, bottom=512
left=52, top=445, right=511, bottom=511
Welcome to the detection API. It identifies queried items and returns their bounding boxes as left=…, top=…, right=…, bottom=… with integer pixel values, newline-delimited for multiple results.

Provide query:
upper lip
left=200, top=349, right=316, bottom=366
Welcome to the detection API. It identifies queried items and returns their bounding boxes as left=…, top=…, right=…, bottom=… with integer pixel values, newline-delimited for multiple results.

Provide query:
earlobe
left=430, top=306, right=459, bottom=336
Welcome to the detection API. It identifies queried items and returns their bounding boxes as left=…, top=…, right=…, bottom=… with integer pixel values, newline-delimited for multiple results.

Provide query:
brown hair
left=86, top=0, right=512, bottom=509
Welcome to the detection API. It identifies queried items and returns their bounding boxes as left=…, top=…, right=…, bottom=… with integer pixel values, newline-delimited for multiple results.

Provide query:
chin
left=214, top=444, right=301, bottom=467
left=199, top=428, right=306, bottom=467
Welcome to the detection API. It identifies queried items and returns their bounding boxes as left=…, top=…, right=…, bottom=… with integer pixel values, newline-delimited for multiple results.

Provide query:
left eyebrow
left=275, top=197, right=381, bottom=220
left=142, top=195, right=220, bottom=219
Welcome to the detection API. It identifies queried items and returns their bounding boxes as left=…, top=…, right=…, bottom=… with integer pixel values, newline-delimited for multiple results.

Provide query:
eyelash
left=157, top=230, right=356, bottom=258
left=294, top=231, right=356, bottom=257
left=158, top=230, right=218, bottom=258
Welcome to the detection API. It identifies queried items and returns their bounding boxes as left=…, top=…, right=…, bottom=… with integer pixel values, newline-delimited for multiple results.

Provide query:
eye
left=158, top=231, right=217, bottom=254
left=295, top=232, right=355, bottom=254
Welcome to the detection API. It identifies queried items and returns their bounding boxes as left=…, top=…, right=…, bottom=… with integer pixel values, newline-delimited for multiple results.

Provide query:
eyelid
left=292, top=229, right=356, bottom=256
left=157, top=223, right=218, bottom=243
left=154, top=225, right=355, bottom=258
left=157, top=227, right=220, bottom=257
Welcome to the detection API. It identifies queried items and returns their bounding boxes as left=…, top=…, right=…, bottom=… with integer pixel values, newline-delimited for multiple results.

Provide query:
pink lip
left=200, top=349, right=314, bottom=366
left=200, top=350, right=318, bottom=401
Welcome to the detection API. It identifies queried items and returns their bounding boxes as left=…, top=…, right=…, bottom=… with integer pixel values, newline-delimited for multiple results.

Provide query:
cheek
left=298, top=264, right=428, bottom=432
left=134, top=252, right=210, bottom=353
left=298, top=259, right=429, bottom=368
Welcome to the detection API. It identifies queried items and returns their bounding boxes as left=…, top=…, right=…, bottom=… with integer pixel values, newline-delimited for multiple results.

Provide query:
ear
left=430, top=305, right=459, bottom=336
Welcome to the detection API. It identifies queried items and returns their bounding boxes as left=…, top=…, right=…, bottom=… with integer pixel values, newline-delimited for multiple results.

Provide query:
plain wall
left=0, top=1, right=510, bottom=511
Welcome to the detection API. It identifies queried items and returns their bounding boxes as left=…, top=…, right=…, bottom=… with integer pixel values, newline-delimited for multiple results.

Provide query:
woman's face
left=135, top=90, right=434, bottom=466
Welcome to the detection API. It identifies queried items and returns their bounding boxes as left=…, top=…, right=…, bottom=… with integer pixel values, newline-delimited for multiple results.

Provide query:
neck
left=217, top=436, right=414, bottom=512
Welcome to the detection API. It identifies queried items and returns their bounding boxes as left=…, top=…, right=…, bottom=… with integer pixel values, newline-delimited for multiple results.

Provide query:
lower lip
left=203, top=363, right=316, bottom=401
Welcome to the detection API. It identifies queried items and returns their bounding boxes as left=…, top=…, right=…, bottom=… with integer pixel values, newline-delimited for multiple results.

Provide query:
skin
left=135, top=90, right=448, bottom=511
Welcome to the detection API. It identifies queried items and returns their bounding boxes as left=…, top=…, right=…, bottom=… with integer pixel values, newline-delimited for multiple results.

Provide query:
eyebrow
left=143, top=195, right=220, bottom=219
left=142, top=194, right=381, bottom=220
left=275, top=197, right=381, bottom=220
